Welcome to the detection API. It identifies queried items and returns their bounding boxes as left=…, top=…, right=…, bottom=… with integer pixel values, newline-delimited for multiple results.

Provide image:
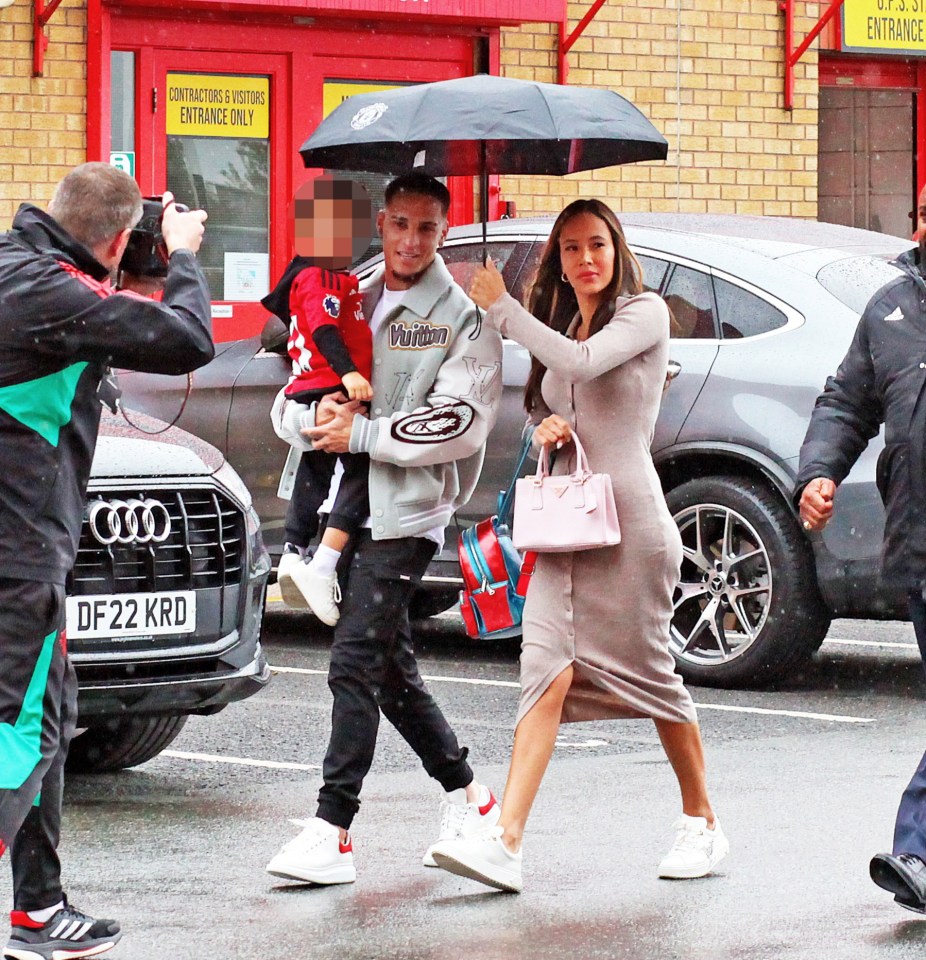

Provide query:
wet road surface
left=5, top=607, right=926, bottom=959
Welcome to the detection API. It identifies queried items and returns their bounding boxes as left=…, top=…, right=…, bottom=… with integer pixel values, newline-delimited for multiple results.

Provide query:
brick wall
left=0, top=0, right=87, bottom=226
left=0, top=1, right=819, bottom=224
left=499, top=0, right=819, bottom=219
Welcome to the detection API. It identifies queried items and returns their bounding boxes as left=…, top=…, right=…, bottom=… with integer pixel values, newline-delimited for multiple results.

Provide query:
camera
left=119, top=196, right=189, bottom=278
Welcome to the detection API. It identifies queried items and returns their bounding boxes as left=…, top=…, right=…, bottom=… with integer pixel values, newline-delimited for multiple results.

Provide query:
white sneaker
left=657, top=814, right=729, bottom=879
left=423, top=785, right=500, bottom=867
left=431, top=826, right=522, bottom=893
left=266, top=817, right=356, bottom=884
left=290, top=563, right=341, bottom=626
left=277, top=550, right=310, bottom=609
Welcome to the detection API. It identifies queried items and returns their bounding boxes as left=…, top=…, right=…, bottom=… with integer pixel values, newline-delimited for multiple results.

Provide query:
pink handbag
left=511, top=431, right=621, bottom=552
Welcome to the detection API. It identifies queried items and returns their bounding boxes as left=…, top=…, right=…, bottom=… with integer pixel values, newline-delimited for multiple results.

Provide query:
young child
left=262, top=176, right=373, bottom=625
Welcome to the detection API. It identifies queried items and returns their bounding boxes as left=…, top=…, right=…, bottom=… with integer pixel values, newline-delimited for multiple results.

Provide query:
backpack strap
left=496, top=430, right=535, bottom=529
left=516, top=550, right=537, bottom=596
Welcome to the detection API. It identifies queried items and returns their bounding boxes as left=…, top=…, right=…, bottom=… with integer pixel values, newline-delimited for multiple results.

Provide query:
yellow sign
left=322, top=81, right=407, bottom=119
left=843, top=0, right=926, bottom=54
left=166, top=74, right=270, bottom=138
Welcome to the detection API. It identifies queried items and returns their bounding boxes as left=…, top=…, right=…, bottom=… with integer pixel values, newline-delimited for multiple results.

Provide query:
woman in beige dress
left=431, top=199, right=727, bottom=893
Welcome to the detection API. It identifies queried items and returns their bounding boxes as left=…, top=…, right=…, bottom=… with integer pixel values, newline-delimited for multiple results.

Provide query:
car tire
left=65, top=715, right=188, bottom=773
left=409, top=584, right=460, bottom=621
left=665, top=475, right=830, bottom=689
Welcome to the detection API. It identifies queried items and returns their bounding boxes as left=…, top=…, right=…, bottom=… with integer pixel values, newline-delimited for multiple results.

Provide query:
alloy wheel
left=670, top=502, right=772, bottom=667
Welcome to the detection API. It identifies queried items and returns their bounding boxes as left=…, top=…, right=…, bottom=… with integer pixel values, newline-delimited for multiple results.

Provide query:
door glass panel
left=819, top=86, right=915, bottom=239
left=166, top=72, right=270, bottom=302
left=713, top=277, right=787, bottom=339
left=504, top=245, right=670, bottom=306
left=663, top=265, right=717, bottom=339
left=636, top=254, right=669, bottom=293
left=110, top=52, right=135, bottom=154
left=440, top=241, right=518, bottom=292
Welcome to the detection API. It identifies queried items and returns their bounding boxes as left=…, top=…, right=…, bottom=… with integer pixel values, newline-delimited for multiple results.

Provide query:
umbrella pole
left=466, top=141, right=488, bottom=342
left=480, top=140, right=488, bottom=265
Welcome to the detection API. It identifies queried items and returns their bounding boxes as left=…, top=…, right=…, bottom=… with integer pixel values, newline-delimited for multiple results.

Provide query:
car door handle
left=667, top=360, right=682, bottom=381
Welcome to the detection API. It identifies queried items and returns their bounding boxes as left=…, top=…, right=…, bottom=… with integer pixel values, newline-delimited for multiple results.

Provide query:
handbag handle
left=497, top=429, right=535, bottom=528
left=535, top=430, right=590, bottom=482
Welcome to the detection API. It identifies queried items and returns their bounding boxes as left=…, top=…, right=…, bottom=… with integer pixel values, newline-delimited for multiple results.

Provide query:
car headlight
left=214, top=461, right=252, bottom=511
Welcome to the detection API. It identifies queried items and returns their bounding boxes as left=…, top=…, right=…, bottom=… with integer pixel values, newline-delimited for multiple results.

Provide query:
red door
left=108, top=15, right=477, bottom=340
left=144, top=51, right=290, bottom=340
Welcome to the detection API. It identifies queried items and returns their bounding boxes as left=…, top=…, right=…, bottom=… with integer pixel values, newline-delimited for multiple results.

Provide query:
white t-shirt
left=319, top=285, right=445, bottom=549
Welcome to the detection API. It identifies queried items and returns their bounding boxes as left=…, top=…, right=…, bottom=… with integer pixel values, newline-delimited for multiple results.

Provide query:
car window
left=663, top=264, right=717, bottom=339
left=713, top=277, right=788, bottom=339
left=816, top=255, right=907, bottom=314
left=635, top=254, right=669, bottom=293
left=513, top=244, right=668, bottom=304
left=440, top=241, right=519, bottom=293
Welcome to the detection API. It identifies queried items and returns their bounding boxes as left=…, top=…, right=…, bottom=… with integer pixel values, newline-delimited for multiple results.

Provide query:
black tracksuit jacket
left=795, top=247, right=926, bottom=589
left=0, top=204, right=214, bottom=584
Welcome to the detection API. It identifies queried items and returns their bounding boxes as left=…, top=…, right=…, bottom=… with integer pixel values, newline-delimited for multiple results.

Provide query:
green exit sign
left=109, top=151, right=135, bottom=176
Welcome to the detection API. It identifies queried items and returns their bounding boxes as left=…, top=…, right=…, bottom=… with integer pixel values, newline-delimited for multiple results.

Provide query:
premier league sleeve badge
left=322, top=293, right=341, bottom=319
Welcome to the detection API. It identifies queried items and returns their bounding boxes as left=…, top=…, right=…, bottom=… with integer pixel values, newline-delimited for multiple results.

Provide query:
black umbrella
left=299, top=74, right=668, bottom=255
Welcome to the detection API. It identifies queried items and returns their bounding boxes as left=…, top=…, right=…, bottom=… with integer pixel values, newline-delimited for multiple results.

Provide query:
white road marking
left=556, top=738, right=609, bottom=748
left=823, top=637, right=917, bottom=650
left=162, top=750, right=320, bottom=771
left=268, top=665, right=874, bottom=723
left=693, top=703, right=873, bottom=723
left=272, top=664, right=520, bottom=688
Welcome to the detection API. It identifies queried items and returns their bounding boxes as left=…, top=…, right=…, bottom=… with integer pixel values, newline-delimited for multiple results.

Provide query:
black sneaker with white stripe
left=5, top=901, right=121, bottom=960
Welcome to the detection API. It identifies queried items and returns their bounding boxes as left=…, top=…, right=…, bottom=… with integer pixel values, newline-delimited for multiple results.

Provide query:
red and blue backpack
left=458, top=434, right=536, bottom=640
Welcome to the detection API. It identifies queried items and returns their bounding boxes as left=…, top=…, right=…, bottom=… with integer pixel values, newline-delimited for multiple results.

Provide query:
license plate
left=66, top=591, right=196, bottom=639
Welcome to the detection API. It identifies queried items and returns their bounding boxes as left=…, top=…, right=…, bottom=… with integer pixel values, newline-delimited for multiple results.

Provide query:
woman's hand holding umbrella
left=469, top=259, right=507, bottom=311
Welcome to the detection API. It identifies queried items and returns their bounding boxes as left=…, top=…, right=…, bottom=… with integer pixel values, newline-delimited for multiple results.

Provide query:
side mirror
left=260, top=315, right=289, bottom=356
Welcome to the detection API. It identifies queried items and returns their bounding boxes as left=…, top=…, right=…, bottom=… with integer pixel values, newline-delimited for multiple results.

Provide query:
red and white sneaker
left=423, top=785, right=500, bottom=867
left=5, top=899, right=121, bottom=960
left=266, top=817, right=356, bottom=884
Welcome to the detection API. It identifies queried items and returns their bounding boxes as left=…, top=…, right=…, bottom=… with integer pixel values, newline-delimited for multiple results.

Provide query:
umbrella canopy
left=299, top=74, right=668, bottom=176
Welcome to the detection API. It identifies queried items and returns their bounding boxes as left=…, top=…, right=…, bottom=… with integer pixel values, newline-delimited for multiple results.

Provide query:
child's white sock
left=308, top=544, right=340, bottom=577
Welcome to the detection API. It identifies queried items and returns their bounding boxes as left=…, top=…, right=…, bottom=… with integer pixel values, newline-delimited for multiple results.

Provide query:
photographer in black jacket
left=0, top=162, right=213, bottom=960
left=796, top=184, right=926, bottom=915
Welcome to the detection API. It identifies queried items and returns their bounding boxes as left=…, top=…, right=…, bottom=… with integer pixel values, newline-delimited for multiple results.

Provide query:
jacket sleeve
left=348, top=305, right=504, bottom=467
left=26, top=250, right=214, bottom=374
left=290, top=269, right=358, bottom=376
left=485, top=290, right=666, bottom=382
left=270, top=384, right=317, bottom=453
left=793, top=312, right=883, bottom=503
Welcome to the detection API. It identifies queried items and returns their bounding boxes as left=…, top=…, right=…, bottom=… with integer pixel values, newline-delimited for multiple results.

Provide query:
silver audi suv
left=119, top=212, right=912, bottom=688
left=65, top=409, right=271, bottom=772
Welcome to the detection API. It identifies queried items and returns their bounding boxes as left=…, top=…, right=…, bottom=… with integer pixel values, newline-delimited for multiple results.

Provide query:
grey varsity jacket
left=272, top=255, right=503, bottom=540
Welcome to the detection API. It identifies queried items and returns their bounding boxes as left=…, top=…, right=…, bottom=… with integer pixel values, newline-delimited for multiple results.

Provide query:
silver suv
left=119, top=212, right=912, bottom=688
left=65, top=410, right=271, bottom=772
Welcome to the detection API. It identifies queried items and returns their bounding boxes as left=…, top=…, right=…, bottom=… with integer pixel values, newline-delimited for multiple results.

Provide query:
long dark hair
left=524, top=199, right=643, bottom=413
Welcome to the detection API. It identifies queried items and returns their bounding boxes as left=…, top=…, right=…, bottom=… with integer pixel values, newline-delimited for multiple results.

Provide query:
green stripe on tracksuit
left=0, top=361, right=87, bottom=448
left=0, top=579, right=75, bottom=910
left=0, top=628, right=56, bottom=790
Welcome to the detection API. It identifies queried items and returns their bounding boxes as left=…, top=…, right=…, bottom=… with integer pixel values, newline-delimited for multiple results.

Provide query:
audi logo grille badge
left=87, top=498, right=172, bottom=546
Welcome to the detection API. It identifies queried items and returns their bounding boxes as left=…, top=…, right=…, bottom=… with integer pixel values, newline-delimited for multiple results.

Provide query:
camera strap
left=115, top=371, right=195, bottom=435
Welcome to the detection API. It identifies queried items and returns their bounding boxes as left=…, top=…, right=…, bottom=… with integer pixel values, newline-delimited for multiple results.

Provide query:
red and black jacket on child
left=262, top=257, right=372, bottom=397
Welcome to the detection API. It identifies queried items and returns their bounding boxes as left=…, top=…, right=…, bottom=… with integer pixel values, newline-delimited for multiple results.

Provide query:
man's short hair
left=384, top=173, right=450, bottom=217
left=48, top=162, right=143, bottom=251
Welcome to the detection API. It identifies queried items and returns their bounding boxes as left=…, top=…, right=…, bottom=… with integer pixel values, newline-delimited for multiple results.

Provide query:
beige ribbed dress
left=485, top=291, right=697, bottom=727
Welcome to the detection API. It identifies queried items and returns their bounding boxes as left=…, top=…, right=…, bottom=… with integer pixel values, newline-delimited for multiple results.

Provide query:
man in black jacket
left=0, top=162, right=213, bottom=960
left=797, top=184, right=926, bottom=914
